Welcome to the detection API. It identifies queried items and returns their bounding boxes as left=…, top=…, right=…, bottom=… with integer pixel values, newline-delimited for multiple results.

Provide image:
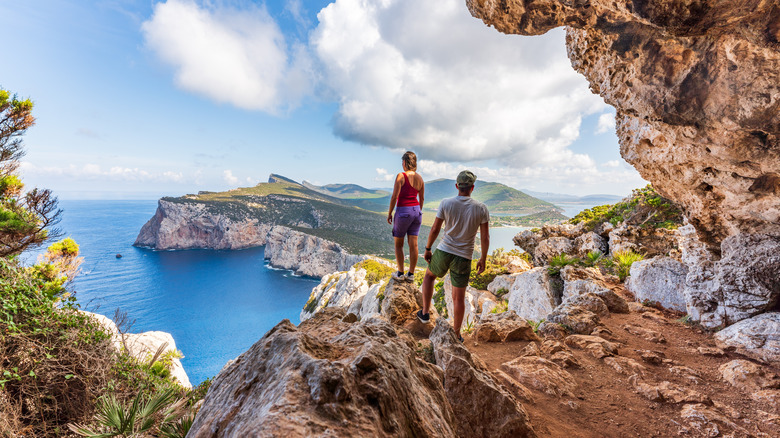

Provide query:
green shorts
left=428, top=249, right=472, bottom=288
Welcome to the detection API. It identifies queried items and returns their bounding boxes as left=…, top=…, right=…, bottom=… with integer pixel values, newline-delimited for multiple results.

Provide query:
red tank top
left=397, top=173, right=420, bottom=207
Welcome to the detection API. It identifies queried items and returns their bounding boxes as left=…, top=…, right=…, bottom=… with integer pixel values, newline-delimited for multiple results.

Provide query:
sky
left=0, top=0, right=647, bottom=200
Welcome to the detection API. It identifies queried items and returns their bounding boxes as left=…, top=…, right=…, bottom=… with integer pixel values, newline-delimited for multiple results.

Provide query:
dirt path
left=460, top=288, right=780, bottom=437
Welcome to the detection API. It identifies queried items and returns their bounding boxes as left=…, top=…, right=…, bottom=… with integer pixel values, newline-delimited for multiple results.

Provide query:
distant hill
left=345, top=179, right=561, bottom=217
left=522, top=190, right=625, bottom=205
left=302, top=181, right=389, bottom=199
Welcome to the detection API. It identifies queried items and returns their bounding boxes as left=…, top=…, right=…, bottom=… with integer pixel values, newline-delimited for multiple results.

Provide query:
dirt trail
left=456, top=286, right=780, bottom=437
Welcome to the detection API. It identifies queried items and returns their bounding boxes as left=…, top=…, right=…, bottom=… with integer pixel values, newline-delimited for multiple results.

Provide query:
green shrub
left=584, top=250, right=602, bottom=266
left=568, top=185, right=682, bottom=231
left=355, top=259, right=394, bottom=286
left=490, top=301, right=508, bottom=314
left=495, top=287, right=509, bottom=298
left=547, top=253, right=579, bottom=276
left=613, top=249, right=645, bottom=281
left=469, top=253, right=509, bottom=290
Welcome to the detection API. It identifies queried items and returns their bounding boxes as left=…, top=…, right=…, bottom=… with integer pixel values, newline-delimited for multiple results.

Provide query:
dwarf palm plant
left=69, top=388, right=185, bottom=438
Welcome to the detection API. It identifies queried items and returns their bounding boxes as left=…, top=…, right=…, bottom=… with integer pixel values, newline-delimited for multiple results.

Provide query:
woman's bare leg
left=394, top=236, right=405, bottom=273
left=407, top=235, right=418, bottom=273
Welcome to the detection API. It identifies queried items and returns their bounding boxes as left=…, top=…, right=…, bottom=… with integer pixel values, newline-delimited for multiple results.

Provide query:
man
left=417, top=170, right=489, bottom=341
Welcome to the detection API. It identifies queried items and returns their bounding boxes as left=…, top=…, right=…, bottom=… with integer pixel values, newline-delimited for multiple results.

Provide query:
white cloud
left=223, top=170, right=239, bottom=185
left=595, top=112, right=616, bottom=134
left=311, top=0, right=605, bottom=166
left=374, top=167, right=394, bottom=182
left=602, top=160, right=621, bottom=168
left=141, top=0, right=313, bottom=113
left=20, top=162, right=185, bottom=183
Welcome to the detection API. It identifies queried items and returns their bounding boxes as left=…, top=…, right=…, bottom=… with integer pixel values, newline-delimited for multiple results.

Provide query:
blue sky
left=0, top=0, right=646, bottom=199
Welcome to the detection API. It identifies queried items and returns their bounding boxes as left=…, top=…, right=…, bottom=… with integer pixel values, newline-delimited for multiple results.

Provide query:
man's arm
left=424, top=217, right=444, bottom=263
left=476, top=222, right=490, bottom=275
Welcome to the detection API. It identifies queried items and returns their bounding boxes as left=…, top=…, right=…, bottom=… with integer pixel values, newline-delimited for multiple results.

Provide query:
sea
left=25, top=200, right=320, bottom=386
left=25, top=200, right=598, bottom=385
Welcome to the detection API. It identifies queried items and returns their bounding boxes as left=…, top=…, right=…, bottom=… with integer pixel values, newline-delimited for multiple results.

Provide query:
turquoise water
left=29, top=200, right=319, bottom=385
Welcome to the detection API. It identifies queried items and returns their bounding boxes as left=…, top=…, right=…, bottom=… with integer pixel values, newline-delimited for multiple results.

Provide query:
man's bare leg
left=393, top=236, right=405, bottom=273
left=407, top=235, right=418, bottom=273
left=452, top=285, right=466, bottom=338
left=421, top=269, right=437, bottom=315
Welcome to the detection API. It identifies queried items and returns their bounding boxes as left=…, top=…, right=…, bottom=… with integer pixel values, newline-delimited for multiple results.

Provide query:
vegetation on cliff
left=0, top=89, right=204, bottom=437
left=568, top=185, right=683, bottom=231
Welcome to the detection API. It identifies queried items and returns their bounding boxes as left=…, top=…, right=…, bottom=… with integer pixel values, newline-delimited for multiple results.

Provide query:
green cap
left=456, top=170, right=477, bottom=187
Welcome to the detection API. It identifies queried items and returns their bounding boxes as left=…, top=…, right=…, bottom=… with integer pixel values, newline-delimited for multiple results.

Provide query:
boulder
left=300, top=266, right=372, bottom=321
left=80, top=311, right=191, bottom=389
left=512, top=230, right=540, bottom=255
left=573, top=232, right=607, bottom=258
left=604, top=356, right=646, bottom=376
left=475, top=310, right=541, bottom=343
left=429, top=319, right=536, bottom=437
left=629, top=376, right=710, bottom=404
left=505, top=256, right=533, bottom=274
left=714, top=312, right=780, bottom=363
left=189, top=309, right=458, bottom=437
left=541, top=223, right=584, bottom=239
left=547, top=304, right=601, bottom=336
left=560, top=293, right=609, bottom=318
left=380, top=277, right=420, bottom=325
left=625, top=257, right=688, bottom=312
left=533, top=237, right=574, bottom=266
left=507, top=268, right=557, bottom=322
left=487, top=273, right=518, bottom=297
left=122, top=331, right=191, bottom=389
left=718, top=360, right=780, bottom=392
left=564, top=335, right=619, bottom=358
left=500, top=356, right=576, bottom=397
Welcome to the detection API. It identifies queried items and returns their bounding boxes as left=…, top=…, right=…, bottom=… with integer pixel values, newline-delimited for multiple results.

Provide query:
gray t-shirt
left=435, top=196, right=490, bottom=259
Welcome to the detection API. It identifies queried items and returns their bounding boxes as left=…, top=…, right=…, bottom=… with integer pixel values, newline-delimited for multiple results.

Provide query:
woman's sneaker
left=392, top=271, right=405, bottom=281
left=416, top=309, right=430, bottom=324
left=405, top=271, right=415, bottom=281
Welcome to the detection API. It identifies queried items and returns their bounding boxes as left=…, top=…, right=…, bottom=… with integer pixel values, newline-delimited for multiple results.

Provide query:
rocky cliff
left=135, top=200, right=269, bottom=250
left=467, top=1, right=780, bottom=328
left=467, top=0, right=780, bottom=249
left=134, top=200, right=365, bottom=277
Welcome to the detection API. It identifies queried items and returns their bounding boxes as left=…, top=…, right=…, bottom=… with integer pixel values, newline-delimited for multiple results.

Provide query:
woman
left=387, top=151, right=425, bottom=281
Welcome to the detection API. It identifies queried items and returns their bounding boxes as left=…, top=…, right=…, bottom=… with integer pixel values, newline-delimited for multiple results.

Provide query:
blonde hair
left=402, top=151, right=417, bottom=171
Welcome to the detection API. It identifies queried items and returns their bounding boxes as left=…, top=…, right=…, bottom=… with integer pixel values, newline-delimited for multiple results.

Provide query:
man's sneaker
left=457, top=334, right=464, bottom=343
left=405, top=271, right=415, bottom=281
left=416, top=309, right=430, bottom=324
left=392, top=271, right=405, bottom=281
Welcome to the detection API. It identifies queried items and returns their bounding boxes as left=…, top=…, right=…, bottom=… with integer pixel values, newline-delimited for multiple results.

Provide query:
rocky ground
left=461, top=281, right=780, bottom=437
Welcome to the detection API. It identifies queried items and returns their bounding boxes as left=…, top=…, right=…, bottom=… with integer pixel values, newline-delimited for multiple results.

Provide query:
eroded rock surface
left=467, top=0, right=780, bottom=248
left=189, top=309, right=458, bottom=437
left=625, top=257, right=688, bottom=312
left=430, top=319, right=536, bottom=437
left=715, top=312, right=780, bottom=363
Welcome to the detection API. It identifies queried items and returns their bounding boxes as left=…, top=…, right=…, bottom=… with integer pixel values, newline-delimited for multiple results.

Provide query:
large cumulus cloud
left=311, top=0, right=606, bottom=165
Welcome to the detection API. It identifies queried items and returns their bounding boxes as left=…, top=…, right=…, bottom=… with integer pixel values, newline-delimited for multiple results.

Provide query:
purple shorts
left=392, top=205, right=422, bottom=238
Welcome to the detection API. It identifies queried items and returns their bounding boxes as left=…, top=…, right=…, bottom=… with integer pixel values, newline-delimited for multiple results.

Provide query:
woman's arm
left=387, top=173, right=403, bottom=224
left=418, top=177, right=425, bottom=210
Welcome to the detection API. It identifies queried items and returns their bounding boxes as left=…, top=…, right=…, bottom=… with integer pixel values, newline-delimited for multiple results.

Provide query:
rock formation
left=134, top=200, right=269, bottom=250
left=135, top=200, right=365, bottom=277
left=468, top=0, right=780, bottom=328
left=80, top=311, right=191, bottom=388
left=467, top=0, right=780, bottom=249
left=188, top=309, right=459, bottom=437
